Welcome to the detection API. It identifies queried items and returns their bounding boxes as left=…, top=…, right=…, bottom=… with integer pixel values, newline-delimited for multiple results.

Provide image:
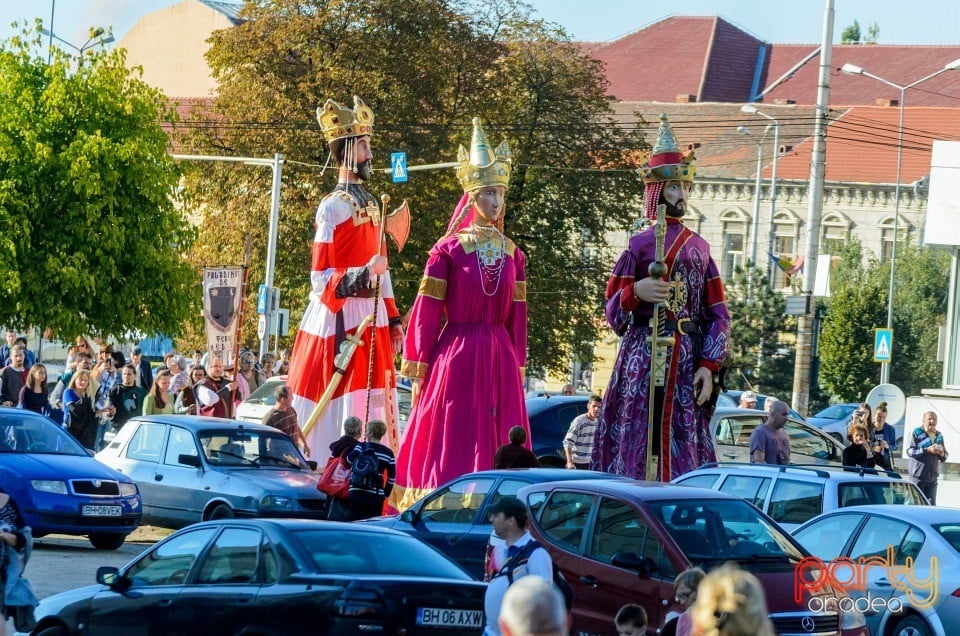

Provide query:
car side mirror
left=307, top=460, right=318, bottom=471
left=178, top=453, right=202, bottom=468
left=611, top=552, right=658, bottom=578
left=97, top=566, right=121, bottom=587
left=401, top=507, right=421, bottom=525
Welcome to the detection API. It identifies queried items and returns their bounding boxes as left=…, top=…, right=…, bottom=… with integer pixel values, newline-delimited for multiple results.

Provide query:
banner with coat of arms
left=203, top=267, right=244, bottom=368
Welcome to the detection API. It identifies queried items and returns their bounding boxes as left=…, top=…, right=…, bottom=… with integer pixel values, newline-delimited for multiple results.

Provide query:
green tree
left=0, top=24, right=197, bottom=340
left=818, top=241, right=948, bottom=400
left=178, top=0, right=644, bottom=375
left=722, top=266, right=794, bottom=397
left=841, top=20, right=862, bottom=44
left=865, top=21, right=880, bottom=44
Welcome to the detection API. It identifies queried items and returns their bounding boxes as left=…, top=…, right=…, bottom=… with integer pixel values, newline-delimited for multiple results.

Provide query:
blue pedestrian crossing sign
left=391, top=152, right=408, bottom=183
left=873, top=328, right=893, bottom=363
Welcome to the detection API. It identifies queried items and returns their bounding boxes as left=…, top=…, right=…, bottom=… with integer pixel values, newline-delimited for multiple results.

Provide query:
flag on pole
left=203, top=267, right=244, bottom=368
left=769, top=253, right=804, bottom=275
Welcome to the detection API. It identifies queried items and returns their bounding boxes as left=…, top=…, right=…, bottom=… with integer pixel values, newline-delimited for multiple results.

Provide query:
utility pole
left=172, top=153, right=284, bottom=359
left=792, top=0, right=834, bottom=416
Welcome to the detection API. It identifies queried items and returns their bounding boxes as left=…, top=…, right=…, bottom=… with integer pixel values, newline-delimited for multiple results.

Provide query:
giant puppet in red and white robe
left=287, top=97, right=403, bottom=464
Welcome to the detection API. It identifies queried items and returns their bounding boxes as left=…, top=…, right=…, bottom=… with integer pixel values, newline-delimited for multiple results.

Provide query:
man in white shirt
left=484, top=497, right=554, bottom=636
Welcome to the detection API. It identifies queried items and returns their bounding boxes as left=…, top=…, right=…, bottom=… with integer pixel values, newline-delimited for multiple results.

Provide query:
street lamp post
left=737, top=125, right=766, bottom=269
left=841, top=59, right=960, bottom=384
left=742, top=105, right=781, bottom=286
left=40, top=27, right=114, bottom=61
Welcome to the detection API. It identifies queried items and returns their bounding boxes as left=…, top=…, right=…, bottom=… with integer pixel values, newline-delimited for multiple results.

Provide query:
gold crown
left=316, top=95, right=375, bottom=145
left=456, top=117, right=511, bottom=192
left=639, top=113, right=697, bottom=184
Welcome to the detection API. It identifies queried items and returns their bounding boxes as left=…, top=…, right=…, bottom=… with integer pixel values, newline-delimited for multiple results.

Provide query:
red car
left=517, top=479, right=869, bottom=636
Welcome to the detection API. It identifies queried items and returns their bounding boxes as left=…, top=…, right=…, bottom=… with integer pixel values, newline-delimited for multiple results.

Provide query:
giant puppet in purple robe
left=591, top=114, right=731, bottom=481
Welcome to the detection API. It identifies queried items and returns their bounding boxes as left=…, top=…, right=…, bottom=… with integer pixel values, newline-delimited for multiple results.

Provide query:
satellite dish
left=865, top=384, right=906, bottom=425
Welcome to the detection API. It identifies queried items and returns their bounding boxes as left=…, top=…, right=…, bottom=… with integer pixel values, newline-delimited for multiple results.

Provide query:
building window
left=722, top=223, right=746, bottom=278
left=820, top=212, right=850, bottom=257
left=772, top=234, right=797, bottom=289
left=879, top=216, right=911, bottom=262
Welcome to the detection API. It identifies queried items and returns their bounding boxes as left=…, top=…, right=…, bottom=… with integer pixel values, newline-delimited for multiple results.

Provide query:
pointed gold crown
left=456, top=117, right=511, bottom=192
left=639, top=113, right=697, bottom=184
left=316, top=95, right=375, bottom=146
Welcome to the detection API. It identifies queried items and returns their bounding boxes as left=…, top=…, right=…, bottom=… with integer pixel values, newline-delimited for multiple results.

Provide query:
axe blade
left=384, top=199, right=411, bottom=252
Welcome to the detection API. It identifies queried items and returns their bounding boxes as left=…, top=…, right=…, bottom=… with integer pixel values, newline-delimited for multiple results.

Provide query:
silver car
left=711, top=407, right=846, bottom=465
left=95, top=415, right=325, bottom=528
left=793, top=505, right=960, bottom=636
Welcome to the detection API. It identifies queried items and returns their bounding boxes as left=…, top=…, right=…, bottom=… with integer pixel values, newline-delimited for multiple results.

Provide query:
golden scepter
left=645, top=204, right=676, bottom=481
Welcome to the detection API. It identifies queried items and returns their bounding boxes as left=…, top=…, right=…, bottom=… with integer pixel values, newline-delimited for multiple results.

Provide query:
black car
left=359, top=468, right=628, bottom=579
left=526, top=395, right=590, bottom=466
left=28, top=519, right=486, bottom=636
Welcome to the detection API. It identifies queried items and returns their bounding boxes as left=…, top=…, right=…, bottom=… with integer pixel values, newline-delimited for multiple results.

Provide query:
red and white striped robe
left=287, top=185, right=400, bottom=464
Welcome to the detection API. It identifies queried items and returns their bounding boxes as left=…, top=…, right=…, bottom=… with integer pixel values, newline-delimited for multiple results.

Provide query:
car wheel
left=892, top=615, right=933, bottom=636
left=207, top=503, right=234, bottom=520
left=35, top=625, right=69, bottom=636
left=89, top=533, right=126, bottom=550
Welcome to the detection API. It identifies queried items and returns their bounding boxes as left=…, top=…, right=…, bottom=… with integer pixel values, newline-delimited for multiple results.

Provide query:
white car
left=235, top=376, right=412, bottom=435
left=673, top=462, right=929, bottom=532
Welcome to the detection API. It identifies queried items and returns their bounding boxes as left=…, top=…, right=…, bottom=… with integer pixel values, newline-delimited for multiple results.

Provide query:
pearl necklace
left=472, top=223, right=506, bottom=297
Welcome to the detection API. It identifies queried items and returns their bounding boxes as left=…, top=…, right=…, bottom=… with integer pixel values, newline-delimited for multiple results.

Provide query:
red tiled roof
left=590, top=16, right=763, bottom=103
left=773, top=106, right=960, bottom=183
left=584, top=16, right=960, bottom=107
left=762, top=44, right=960, bottom=107
left=611, top=102, right=960, bottom=184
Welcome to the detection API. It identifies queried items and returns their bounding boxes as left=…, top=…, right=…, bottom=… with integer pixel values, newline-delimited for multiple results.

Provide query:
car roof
left=830, top=504, right=960, bottom=523
left=521, top=478, right=737, bottom=501
left=683, top=462, right=905, bottom=482
left=187, top=517, right=411, bottom=535
left=129, top=414, right=279, bottom=433
left=462, top=467, right=625, bottom=481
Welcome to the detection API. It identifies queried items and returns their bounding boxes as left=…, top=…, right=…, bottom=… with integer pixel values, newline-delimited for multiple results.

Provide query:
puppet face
left=473, top=186, right=506, bottom=225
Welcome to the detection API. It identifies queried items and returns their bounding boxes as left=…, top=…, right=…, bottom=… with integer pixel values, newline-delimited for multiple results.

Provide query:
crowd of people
left=0, top=331, right=296, bottom=453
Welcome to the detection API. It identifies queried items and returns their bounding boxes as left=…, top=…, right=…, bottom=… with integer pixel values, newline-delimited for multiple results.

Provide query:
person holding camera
left=907, top=411, right=948, bottom=504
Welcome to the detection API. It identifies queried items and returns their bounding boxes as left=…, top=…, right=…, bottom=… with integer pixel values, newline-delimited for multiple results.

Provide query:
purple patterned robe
left=591, top=218, right=730, bottom=479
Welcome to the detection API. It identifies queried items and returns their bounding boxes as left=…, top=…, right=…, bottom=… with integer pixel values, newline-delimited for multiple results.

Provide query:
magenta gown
left=390, top=229, right=528, bottom=511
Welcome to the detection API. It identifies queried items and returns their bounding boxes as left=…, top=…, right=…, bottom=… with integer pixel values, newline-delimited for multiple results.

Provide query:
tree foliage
left=0, top=24, right=197, bottom=340
left=177, top=0, right=646, bottom=375
left=818, top=240, right=948, bottom=400
left=841, top=20, right=862, bottom=44
left=723, top=266, right=795, bottom=397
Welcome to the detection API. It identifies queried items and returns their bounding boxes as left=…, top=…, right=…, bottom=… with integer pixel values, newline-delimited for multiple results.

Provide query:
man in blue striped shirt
left=563, top=395, right=601, bottom=469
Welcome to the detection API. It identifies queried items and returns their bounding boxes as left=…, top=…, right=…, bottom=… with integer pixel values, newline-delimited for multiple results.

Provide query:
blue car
left=0, top=406, right=141, bottom=549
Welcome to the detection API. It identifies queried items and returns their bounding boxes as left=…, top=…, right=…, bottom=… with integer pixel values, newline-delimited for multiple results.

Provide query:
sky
left=1, top=0, right=959, bottom=51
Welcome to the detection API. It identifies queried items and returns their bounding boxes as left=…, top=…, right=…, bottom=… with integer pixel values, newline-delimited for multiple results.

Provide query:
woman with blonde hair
left=63, top=370, right=112, bottom=450
left=691, top=564, right=775, bottom=636
left=143, top=369, right=174, bottom=416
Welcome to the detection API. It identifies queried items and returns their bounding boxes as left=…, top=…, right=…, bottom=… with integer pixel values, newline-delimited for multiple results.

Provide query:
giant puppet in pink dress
left=286, top=96, right=404, bottom=465
left=391, top=119, right=528, bottom=511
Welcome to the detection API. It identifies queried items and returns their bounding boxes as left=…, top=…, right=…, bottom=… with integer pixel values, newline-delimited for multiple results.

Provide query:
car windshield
left=647, top=499, right=806, bottom=566
left=838, top=481, right=928, bottom=507
left=197, top=429, right=309, bottom=469
left=244, top=380, right=281, bottom=406
left=295, top=530, right=472, bottom=579
left=814, top=404, right=856, bottom=419
left=0, top=411, right=88, bottom=455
